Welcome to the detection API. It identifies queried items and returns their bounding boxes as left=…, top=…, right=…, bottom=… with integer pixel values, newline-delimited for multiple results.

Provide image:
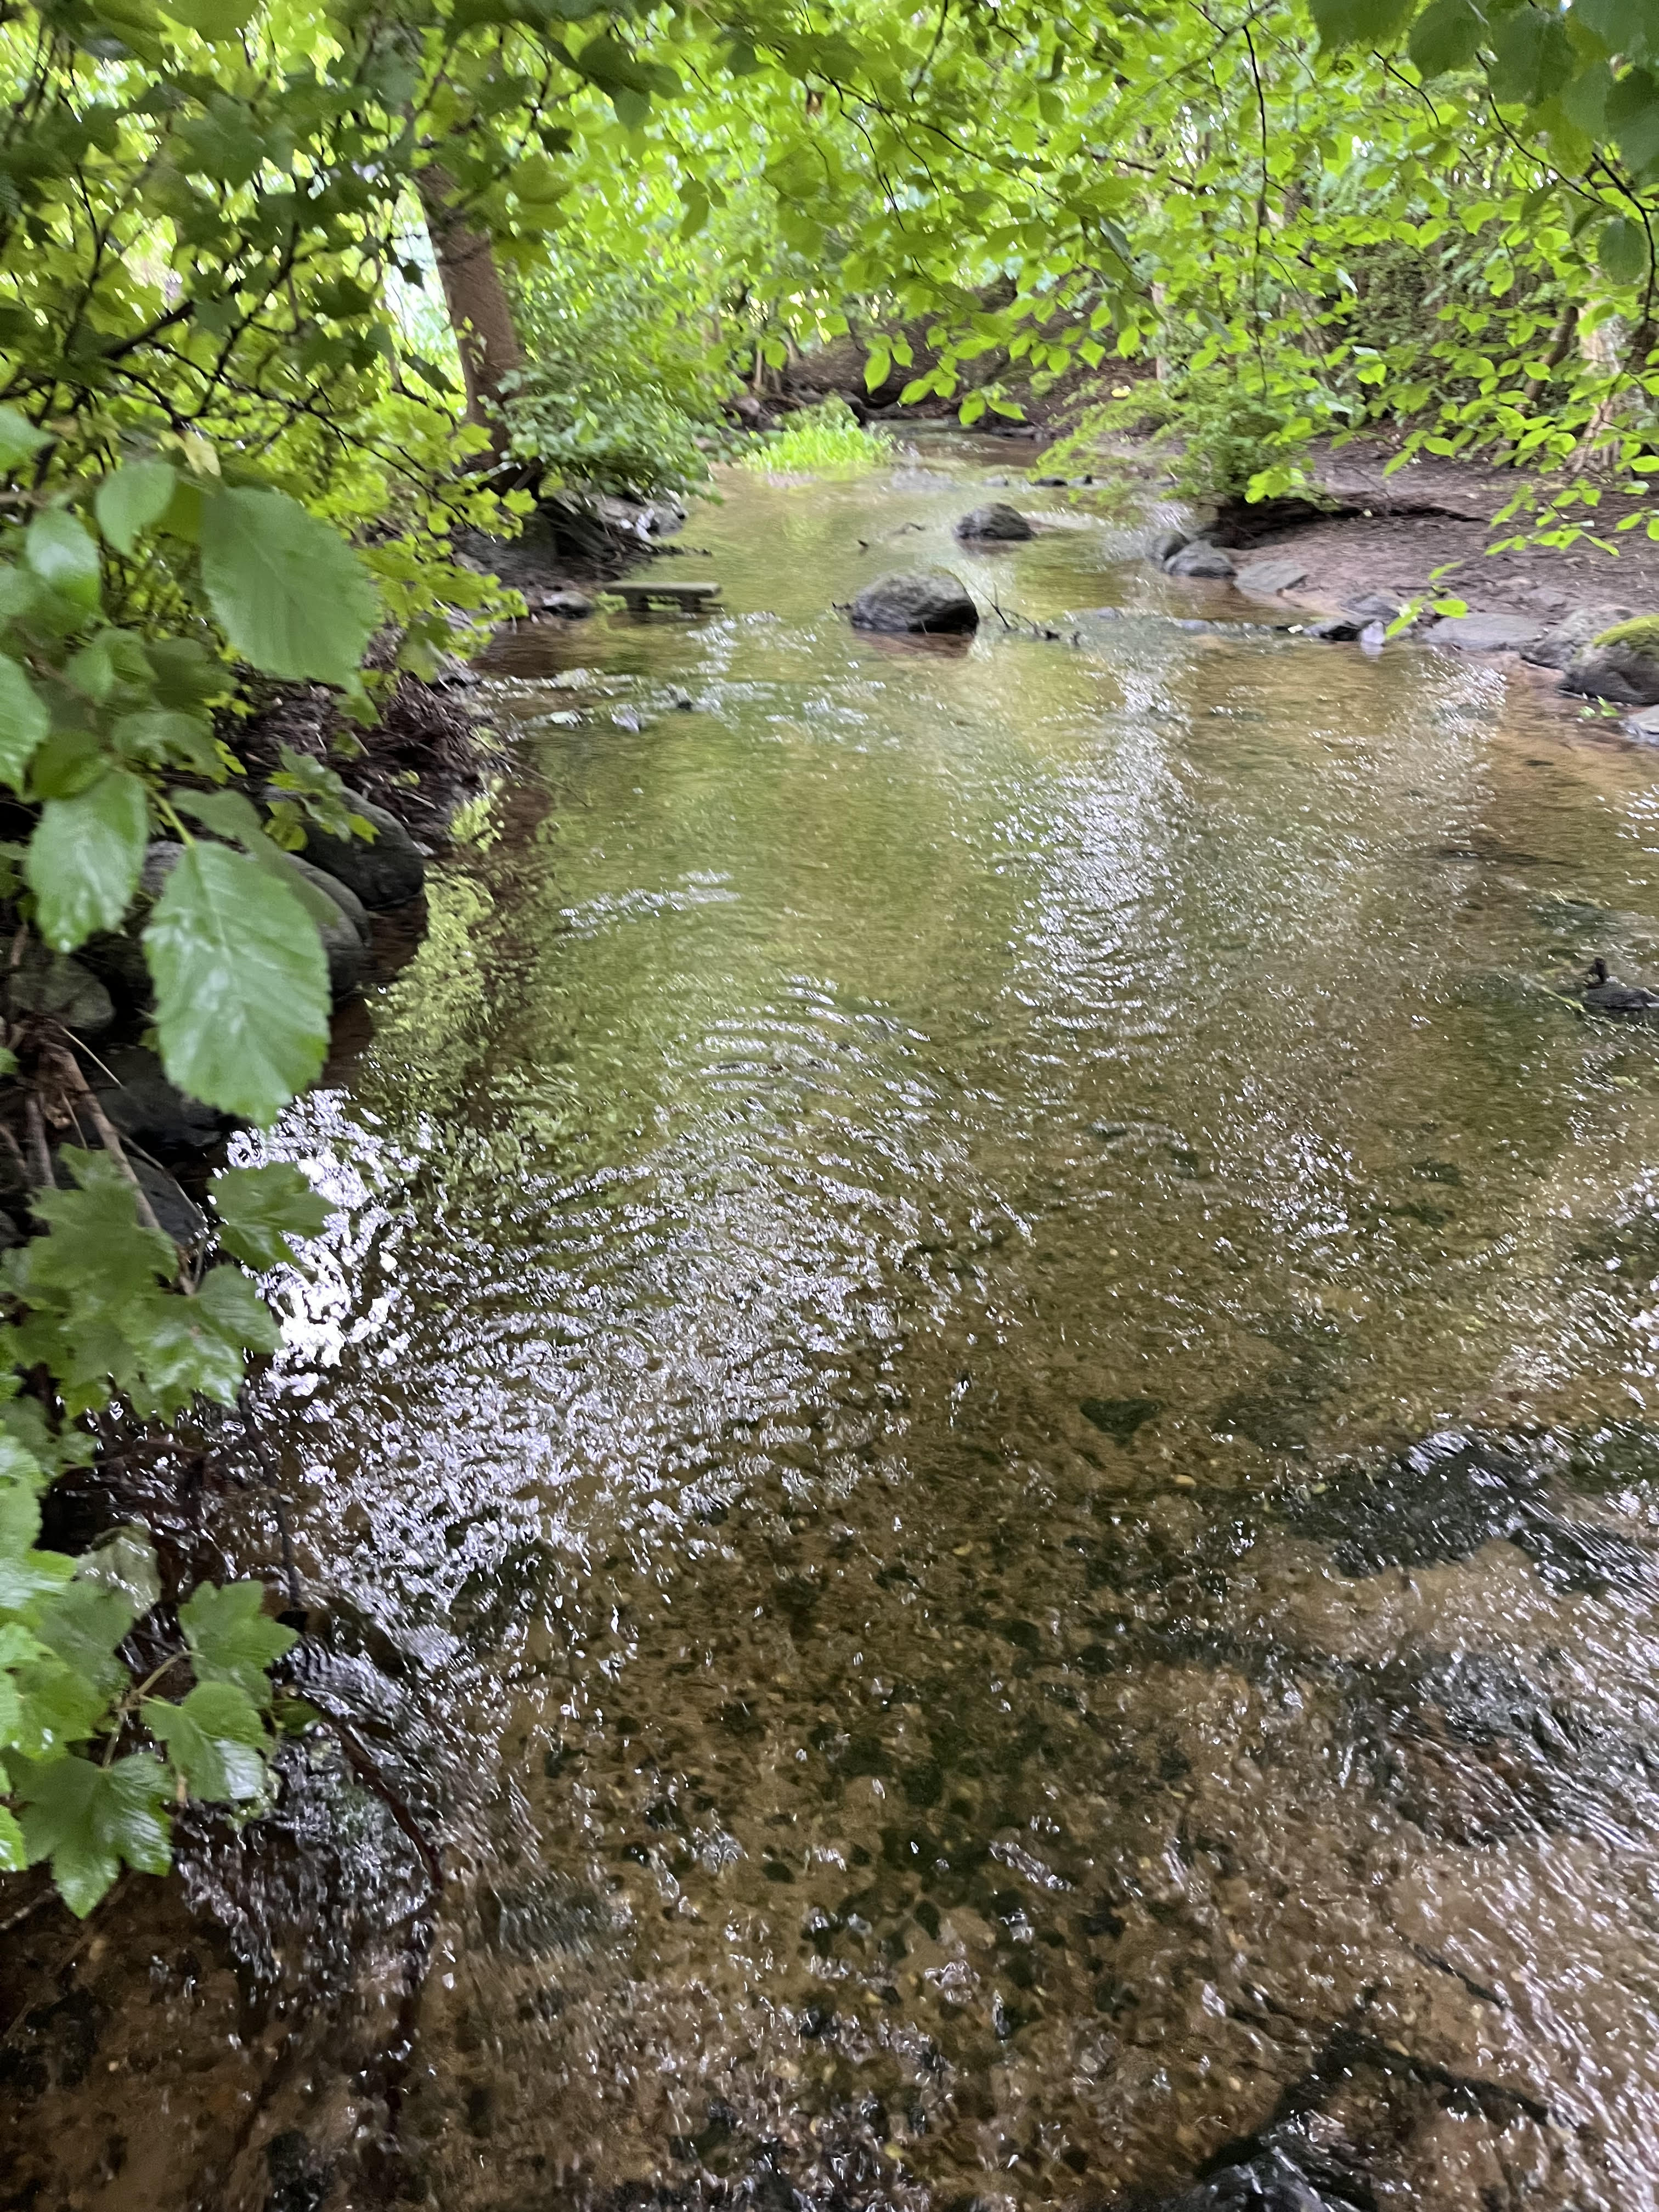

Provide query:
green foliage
left=145, top=845, right=330, bottom=1124
left=0, top=1473, right=297, bottom=1912
left=738, top=399, right=894, bottom=478
left=504, top=244, right=742, bottom=496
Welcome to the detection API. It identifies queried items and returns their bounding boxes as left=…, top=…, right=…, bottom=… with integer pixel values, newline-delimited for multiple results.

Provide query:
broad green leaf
left=0, top=1804, right=22, bottom=1872
left=1408, top=0, right=1482, bottom=77
left=0, top=1479, right=75, bottom=1612
left=0, top=407, right=51, bottom=473
left=1599, top=215, right=1649, bottom=287
left=25, top=770, right=150, bottom=950
left=159, top=0, right=261, bottom=35
left=75, top=1527, right=162, bottom=1618
left=112, top=709, right=217, bottom=773
left=0, top=654, right=49, bottom=792
left=1309, top=0, right=1410, bottom=48
left=1607, top=65, right=1659, bottom=172
left=143, top=842, right=329, bottom=1124
left=24, top=509, right=102, bottom=614
left=197, top=488, right=378, bottom=686
left=210, top=1162, right=331, bottom=1269
left=143, top=1679, right=267, bottom=1801
left=33, top=1578, right=141, bottom=1700
left=1487, top=10, right=1574, bottom=106
left=172, top=789, right=347, bottom=924
left=193, top=1264, right=282, bottom=1357
left=1575, top=0, right=1659, bottom=63
left=94, top=462, right=178, bottom=556
left=15, top=1750, right=172, bottom=1916
left=179, top=1579, right=297, bottom=1705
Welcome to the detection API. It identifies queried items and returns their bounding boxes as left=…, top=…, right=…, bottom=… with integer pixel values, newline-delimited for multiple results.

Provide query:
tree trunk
left=415, top=163, right=526, bottom=453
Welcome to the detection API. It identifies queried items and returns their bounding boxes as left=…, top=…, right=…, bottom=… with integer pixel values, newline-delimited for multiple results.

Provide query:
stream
left=24, top=439, right=1659, bottom=2210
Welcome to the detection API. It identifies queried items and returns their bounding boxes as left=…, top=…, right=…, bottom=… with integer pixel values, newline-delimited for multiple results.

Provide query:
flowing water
left=190, top=446, right=1659, bottom=2205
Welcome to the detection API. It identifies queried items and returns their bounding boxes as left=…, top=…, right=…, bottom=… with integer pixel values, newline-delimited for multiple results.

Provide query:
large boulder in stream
left=849, top=569, right=979, bottom=635
left=1165, top=539, right=1237, bottom=579
left=1520, top=602, right=1636, bottom=672
left=1561, top=615, right=1659, bottom=706
left=953, top=501, right=1034, bottom=541
left=266, top=794, right=427, bottom=910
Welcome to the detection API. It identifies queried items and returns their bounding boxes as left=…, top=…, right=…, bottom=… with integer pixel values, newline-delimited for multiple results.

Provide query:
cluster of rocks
left=844, top=503, right=1046, bottom=634
left=1148, top=527, right=1659, bottom=729
left=5, top=794, right=428, bottom=1242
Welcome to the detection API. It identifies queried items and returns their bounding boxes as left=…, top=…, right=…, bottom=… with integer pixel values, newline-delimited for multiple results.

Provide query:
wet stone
left=1080, top=1395, right=1163, bottom=1443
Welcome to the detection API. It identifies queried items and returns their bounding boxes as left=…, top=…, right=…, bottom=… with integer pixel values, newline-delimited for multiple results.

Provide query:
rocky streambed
left=14, top=443, right=1659, bottom=2211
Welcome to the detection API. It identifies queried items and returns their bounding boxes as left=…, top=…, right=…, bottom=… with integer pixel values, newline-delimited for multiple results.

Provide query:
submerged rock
left=1165, top=540, right=1237, bottom=579
left=849, top=569, right=979, bottom=634
left=1080, top=1395, right=1163, bottom=1443
left=953, top=501, right=1034, bottom=541
left=1520, top=602, right=1635, bottom=672
left=538, top=588, right=595, bottom=619
left=1561, top=614, right=1659, bottom=705
left=1578, top=955, right=1659, bottom=1016
left=1234, top=554, right=1309, bottom=595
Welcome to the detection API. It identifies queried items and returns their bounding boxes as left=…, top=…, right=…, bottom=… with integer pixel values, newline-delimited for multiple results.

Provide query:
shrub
left=738, top=398, right=895, bottom=477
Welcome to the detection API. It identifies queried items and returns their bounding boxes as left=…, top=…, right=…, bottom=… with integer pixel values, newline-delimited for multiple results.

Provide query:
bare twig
left=46, top=1038, right=167, bottom=1240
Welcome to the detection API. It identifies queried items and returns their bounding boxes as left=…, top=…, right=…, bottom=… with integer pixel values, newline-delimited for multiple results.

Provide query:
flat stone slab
left=614, top=579, right=723, bottom=613
left=1427, top=612, right=1547, bottom=652
left=1234, top=556, right=1308, bottom=595
left=1627, top=707, right=1659, bottom=742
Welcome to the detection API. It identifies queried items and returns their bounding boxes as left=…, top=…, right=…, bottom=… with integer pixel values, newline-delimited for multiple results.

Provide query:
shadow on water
left=18, top=437, right=1659, bottom=2208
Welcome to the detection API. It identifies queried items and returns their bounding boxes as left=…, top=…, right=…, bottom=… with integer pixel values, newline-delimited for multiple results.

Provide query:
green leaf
left=1607, top=65, right=1659, bottom=172
left=179, top=1579, right=296, bottom=1706
left=0, top=1804, right=23, bottom=1872
left=143, top=1679, right=268, bottom=1801
left=0, top=1479, right=75, bottom=1613
left=0, top=408, right=52, bottom=473
left=1408, top=0, right=1482, bottom=77
left=1487, top=10, right=1575, bottom=106
left=1599, top=215, right=1650, bottom=286
left=0, top=654, right=49, bottom=792
left=25, top=770, right=150, bottom=951
left=171, top=789, right=347, bottom=926
left=25, top=510, right=102, bottom=616
left=75, top=1527, right=161, bottom=1617
left=210, top=1162, right=330, bottom=1269
left=15, top=1750, right=172, bottom=1915
left=1310, top=0, right=1410, bottom=49
left=32, top=1578, right=140, bottom=1701
left=94, top=462, right=179, bottom=556
left=197, top=488, right=379, bottom=686
left=159, top=0, right=261, bottom=36
left=1575, top=0, right=1659, bottom=64
left=143, top=842, right=329, bottom=1124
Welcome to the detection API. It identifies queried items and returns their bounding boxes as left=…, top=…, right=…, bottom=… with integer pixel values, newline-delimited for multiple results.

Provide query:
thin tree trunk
left=415, top=162, right=526, bottom=453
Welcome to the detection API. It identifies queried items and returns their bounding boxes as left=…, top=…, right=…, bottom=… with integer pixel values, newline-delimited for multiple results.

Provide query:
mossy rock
left=1593, top=614, right=1659, bottom=652
left=1562, top=612, right=1659, bottom=705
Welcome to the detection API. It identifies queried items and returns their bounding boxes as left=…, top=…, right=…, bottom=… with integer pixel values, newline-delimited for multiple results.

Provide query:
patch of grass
left=738, top=397, right=894, bottom=478
left=1595, top=614, right=1659, bottom=652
